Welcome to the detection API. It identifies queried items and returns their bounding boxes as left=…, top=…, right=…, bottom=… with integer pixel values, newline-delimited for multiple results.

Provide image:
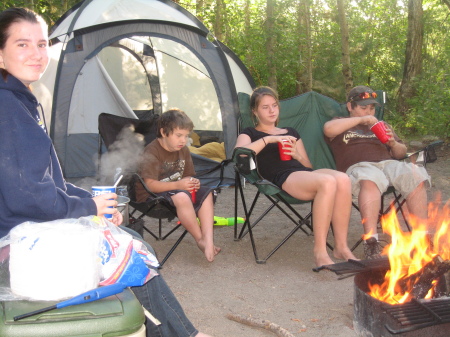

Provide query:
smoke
left=97, top=125, right=145, bottom=185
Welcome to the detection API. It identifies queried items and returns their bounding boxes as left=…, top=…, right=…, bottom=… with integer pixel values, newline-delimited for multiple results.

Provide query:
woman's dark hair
left=250, top=86, right=280, bottom=126
left=157, top=108, right=194, bottom=138
left=0, top=8, right=46, bottom=80
left=0, top=8, right=45, bottom=49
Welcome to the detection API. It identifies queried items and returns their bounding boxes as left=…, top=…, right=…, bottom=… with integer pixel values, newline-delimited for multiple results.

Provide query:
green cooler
left=0, top=288, right=145, bottom=337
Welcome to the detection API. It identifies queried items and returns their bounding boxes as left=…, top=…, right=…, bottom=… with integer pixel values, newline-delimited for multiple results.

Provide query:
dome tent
left=34, top=0, right=254, bottom=185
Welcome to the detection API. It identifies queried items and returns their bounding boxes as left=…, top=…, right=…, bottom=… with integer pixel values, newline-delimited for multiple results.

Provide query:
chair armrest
left=128, top=173, right=159, bottom=202
left=405, top=140, right=443, bottom=166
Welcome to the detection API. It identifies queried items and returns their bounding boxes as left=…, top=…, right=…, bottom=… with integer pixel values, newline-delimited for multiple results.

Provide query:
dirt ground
left=142, top=144, right=449, bottom=337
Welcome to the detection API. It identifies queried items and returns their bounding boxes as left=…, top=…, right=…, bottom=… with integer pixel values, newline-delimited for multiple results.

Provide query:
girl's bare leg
left=283, top=172, right=336, bottom=267
left=317, top=169, right=358, bottom=261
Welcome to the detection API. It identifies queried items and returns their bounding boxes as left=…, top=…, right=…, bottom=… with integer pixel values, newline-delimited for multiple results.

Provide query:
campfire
left=368, top=196, right=449, bottom=304
left=313, top=197, right=450, bottom=335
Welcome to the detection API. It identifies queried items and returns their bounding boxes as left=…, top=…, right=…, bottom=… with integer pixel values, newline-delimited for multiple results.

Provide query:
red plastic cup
left=370, top=121, right=389, bottom=144
left=190, top=189, right=196, bottom=203
left=278, top=140, right=292, bottom=161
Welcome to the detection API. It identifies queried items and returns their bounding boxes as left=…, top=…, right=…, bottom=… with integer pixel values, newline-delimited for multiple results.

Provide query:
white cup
left=92, top=186, right=116, bottom=219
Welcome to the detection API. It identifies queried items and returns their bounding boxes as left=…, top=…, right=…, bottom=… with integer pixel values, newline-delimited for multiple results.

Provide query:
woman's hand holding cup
left=92, top=192, right=122, bottom=225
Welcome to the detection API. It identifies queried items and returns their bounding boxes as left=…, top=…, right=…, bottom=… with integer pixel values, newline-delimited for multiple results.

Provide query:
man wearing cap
left=323, top=85, right=430, bottom=259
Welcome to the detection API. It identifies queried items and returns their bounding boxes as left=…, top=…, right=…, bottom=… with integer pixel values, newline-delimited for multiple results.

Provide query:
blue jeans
left=120, top=226, right=198, bottom=337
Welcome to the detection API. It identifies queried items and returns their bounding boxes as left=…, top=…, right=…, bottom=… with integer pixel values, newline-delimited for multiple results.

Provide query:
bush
left=387, top=75, right=450, bottom=141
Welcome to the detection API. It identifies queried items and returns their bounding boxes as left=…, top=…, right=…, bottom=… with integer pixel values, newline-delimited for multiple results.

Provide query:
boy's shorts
left=346, top=160, right=431, bottom=198
left=155, top=186, right=215, bottom=212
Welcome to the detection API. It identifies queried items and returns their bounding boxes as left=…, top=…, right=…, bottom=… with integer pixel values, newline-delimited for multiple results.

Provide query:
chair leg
left=256, top=222, right=309, bottom=264
left=238, top=192, right=263, bottom=239
left=143, top=225, right=160, bottom=241
left=391, top=191, right=410, bottom=231
left=158, top=229, right=189, bottom=268
left=234, top=171, right=241, bottom=240
left=351, top=237, right=363, bottom=252
left=243, top=195, right=316, bottom=264
left=351, top=191, right=410, bottom=252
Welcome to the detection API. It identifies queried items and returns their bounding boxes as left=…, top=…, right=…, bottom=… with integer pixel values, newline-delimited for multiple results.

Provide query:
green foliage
left=0, top=0, right=79, bottom=26
left=2, top=0, right=449, bottom=139
left=388, top=75, right=450, bottom=140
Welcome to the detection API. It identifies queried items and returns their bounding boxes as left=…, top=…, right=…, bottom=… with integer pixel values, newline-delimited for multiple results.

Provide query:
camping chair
left=232, top=147, right=335, bottom=264
left=98, top=113, right=188, bottom=266
left=232, top=91, right=347, bottom=263
left=98, top=113, right=227, bottom=266
left=127, top=173, right=188, bottom=267
left=97, top=112, right=158, bottom=176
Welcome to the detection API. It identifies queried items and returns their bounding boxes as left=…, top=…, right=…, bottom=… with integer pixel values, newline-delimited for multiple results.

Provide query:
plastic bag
left=96, top=216, right=159, bottom=286
left=0, top=216, right=158, bottom=301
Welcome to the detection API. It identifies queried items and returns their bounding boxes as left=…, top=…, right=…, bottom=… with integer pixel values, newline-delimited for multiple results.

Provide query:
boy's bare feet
left=197, top=239, right=221, bottom=262
left=214, top=246, right=221, bottom=255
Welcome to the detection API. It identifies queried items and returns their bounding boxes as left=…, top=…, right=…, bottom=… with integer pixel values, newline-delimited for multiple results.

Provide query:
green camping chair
left=232, top=147, right=334, bottom=263
left=233, top=91, right=343, bottom=263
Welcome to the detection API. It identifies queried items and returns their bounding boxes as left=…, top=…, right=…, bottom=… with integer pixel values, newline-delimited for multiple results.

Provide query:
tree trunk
left=244, top=0, right=252, bottom=65
left=397, top=0, right=424, bottom=116
left=25, top=0, right=35, bottom=10
left=336, top=0, right=353, bottom=95
left=222, top=0, right=228, bottom=43
left=266, top=0, right=277, bottom=90
left=196, top=0, right=205, bottom=21
left=214, top=0, right=224, bottom=41
left=296, top=0, right=312, bottom=94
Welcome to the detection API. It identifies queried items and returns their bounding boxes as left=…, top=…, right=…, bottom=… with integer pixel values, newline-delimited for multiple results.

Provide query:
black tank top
left=240, top=127, right=312, bottom=183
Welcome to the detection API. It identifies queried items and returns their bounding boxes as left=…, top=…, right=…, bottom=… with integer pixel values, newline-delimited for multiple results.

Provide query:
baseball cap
left=347, top=86, right=380, bottom=106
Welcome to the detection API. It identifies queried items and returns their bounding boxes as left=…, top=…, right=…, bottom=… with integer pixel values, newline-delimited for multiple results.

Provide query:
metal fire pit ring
left=353, top=271, right=450, bottom=336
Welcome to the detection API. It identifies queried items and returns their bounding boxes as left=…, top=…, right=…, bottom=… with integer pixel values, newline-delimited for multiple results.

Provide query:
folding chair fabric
left=98, top=112, right=159, bottom=150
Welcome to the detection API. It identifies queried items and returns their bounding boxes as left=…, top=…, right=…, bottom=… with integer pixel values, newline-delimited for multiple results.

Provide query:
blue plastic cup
left=92, top=186, right=116, bottom=219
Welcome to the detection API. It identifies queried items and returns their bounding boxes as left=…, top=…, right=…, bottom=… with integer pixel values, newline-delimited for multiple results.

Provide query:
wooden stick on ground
left=226, top=313, right=295, bottom=337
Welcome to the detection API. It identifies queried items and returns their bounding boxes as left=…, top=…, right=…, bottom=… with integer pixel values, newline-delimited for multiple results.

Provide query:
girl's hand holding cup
left=277, top=137, right=295, bottom=161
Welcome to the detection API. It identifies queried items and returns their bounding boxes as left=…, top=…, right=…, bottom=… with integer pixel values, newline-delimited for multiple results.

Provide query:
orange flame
left=368, top=196, right=449, bottom=304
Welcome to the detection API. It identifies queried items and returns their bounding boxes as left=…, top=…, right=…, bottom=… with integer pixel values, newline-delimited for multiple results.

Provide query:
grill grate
left=313, top=257, right=390, bottom=278
left=383, top=298, right=450, bottom=334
